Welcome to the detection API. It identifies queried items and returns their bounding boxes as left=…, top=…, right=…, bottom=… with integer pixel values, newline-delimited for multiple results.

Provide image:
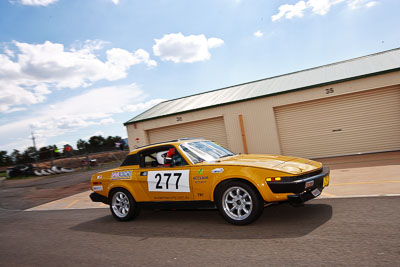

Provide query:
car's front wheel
left=216, top=181, right=264, bottom=225
left=109, top=188, right=140, bottom=221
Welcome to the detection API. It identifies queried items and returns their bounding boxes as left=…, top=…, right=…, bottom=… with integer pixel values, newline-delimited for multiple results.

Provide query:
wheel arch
left=108, top=185, right=136, bottom=201
left=212, top=178, right=263, bottom=202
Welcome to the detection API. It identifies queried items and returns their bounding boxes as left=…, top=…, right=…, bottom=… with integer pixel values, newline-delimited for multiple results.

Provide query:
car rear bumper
left=267, top=167, right=330, bottom=204
left=90, top=192, right=109, bottom=205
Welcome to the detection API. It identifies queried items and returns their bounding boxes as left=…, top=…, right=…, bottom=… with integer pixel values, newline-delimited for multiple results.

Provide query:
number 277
left=155, top=173, right=182, bottom=189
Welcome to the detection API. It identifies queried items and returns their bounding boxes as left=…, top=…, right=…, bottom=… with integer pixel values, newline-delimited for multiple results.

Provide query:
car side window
left=170, top=153, right=186, bottom=167
left=139, top=152, right=157, bottom=168
left=139, top=146, right=188, bottom=168
left=120, top=154, right=139, bottom=167
left=145, top=153, right=158, bottom=167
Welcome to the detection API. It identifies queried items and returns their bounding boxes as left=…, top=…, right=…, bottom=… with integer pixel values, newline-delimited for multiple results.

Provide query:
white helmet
left=156, top=151, right=168, bottom=165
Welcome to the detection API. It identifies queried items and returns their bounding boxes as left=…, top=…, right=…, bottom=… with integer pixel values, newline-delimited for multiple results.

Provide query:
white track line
left=318, top=193, right=400, bottom=199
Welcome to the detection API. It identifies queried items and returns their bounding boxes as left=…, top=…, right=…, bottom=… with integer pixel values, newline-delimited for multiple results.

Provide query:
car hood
left=216, top=154, right=322, bottom=175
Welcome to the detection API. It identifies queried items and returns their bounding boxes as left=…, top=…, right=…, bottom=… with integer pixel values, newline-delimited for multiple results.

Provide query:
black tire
left=215, top=181, right=264, bottom=225
left=109, top=188, right=140, bottom=221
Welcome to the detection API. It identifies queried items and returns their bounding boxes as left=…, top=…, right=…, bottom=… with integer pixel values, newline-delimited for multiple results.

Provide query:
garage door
left=275, top=86, right=400, bottom=158
left=147, top=116, right=229, bottom=148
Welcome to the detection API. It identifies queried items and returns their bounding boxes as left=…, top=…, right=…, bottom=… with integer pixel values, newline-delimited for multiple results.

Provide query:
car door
left=190, top=165, right=218, bottom=201
left=137, top=147, right=194, bottom=202
left=144, top=166, right=194, bottom=201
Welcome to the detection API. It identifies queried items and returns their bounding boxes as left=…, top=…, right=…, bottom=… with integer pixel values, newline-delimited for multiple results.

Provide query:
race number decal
left=147, top=170, right=190, bottom=192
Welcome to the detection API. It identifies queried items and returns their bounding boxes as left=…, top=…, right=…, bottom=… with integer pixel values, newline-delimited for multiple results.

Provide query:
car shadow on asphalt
left=71, top=202, right=332, bottom=239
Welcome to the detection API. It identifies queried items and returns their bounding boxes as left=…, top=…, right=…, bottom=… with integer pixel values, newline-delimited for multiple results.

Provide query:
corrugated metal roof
left=125, top=48, right=400, bottom=125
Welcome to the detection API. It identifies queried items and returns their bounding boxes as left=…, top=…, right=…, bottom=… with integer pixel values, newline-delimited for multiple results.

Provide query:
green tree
left=0, top=151, right=13, bottom=166
left=38, top=146, right=52, bottom=160
left=20, top=147, right=37, bottom=164
left=10, top=149, right=22, bottom=164
left=77, top=139, right=88, bottom=151
left=38, top=145, right=61, bottom=160
left=86, top=135, right=106, bottom=152
left=104, top=136, right=121, bottom=148
left=88, top=135, right=105, bottom=147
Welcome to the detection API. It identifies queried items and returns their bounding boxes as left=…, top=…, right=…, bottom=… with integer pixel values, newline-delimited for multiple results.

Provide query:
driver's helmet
left=156, top=151, right=168, bottom=165
left=166, top=148, right=176, bottom=158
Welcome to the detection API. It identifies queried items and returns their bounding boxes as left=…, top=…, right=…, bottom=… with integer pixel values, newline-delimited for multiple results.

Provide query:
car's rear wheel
left=110, top=188, right=140, bottom=221
left=216, top=181, right=264, bottom=225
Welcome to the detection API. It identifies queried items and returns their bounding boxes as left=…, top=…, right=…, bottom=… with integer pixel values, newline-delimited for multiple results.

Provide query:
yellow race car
left=90, top=139, right=330, bottom=225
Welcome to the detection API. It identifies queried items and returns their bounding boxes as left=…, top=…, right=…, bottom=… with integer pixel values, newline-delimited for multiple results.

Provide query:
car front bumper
left=267, top=167, right=330, bottom=204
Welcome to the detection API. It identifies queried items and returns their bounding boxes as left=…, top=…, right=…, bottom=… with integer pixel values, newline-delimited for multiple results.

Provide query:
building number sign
left=325, top=88, right=334, bottom=95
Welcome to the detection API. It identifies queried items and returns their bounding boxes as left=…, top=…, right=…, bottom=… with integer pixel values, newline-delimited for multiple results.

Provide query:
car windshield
left=179, top=141, right=235, bottom=164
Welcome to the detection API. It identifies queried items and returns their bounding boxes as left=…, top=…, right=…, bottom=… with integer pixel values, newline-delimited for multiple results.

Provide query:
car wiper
left=219, top=154, right=235, bottom=158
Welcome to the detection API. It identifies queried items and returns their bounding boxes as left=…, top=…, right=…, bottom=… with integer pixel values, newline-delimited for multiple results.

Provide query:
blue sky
left=0, top=0, right=399, bottom=152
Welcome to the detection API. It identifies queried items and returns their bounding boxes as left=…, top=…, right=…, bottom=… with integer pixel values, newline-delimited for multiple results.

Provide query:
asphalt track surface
left=1, top=152, right=399, bottom=266
left=1, top=196, right=399, bottom=266
left=0, top=163, right=119, bottom=210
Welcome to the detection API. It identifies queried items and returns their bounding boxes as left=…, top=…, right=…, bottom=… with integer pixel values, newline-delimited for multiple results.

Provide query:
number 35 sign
left=147, top=170, right=190, bottom=192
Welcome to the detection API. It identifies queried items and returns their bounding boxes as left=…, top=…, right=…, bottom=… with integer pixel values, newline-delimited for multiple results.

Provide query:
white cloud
left=253, top=30, right=264, bottom=38
left=99, top=118, right=115, bottom=124
left=123, top=98, right=165, bottom=113
left=307, top=0, right=341, bottom=15
left=207, top=38, right=224, bottom=49
left=348, top=0, right=378, bottom=9
left=0, top=54, right=20, bottom=76
left=70, top=39, right=107, bottom=54
left=107, top=48, right=157, bottom=74
left=12, top=0, right=58, bottom=6
left=4, top=47, right=15, bottom=58
left=153, top=33, right=224, bottom=63
left=111, top=0, right=119, bottom=4
left=348, top=0, right=362, bottom=9
left=0, top=40, right=157, bottom=113
left=0, top=84, right=164, bottom=151
left=366, top=1, right=378, bottom=8
left=272, top=0, right=377, bottom=21
left=272, top=1, right=307, bottom=21
left=0, top=82, right=43, bottom=113
left=3, top=107, right=26, bottom=113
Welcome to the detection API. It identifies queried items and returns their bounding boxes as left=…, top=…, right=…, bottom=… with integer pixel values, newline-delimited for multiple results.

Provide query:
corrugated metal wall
left=146, top=116, right=229, bottom=148
left=274, top=86, right=400, bottom=158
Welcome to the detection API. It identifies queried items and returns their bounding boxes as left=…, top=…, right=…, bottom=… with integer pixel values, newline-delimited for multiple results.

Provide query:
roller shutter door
left=147, top=116, right=229, bottom=148
left=275, top=86, right=400, bottom=158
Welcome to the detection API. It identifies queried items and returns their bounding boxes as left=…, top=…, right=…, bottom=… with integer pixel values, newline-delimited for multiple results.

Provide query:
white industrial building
left=124, top=48, right=400, bottom=158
